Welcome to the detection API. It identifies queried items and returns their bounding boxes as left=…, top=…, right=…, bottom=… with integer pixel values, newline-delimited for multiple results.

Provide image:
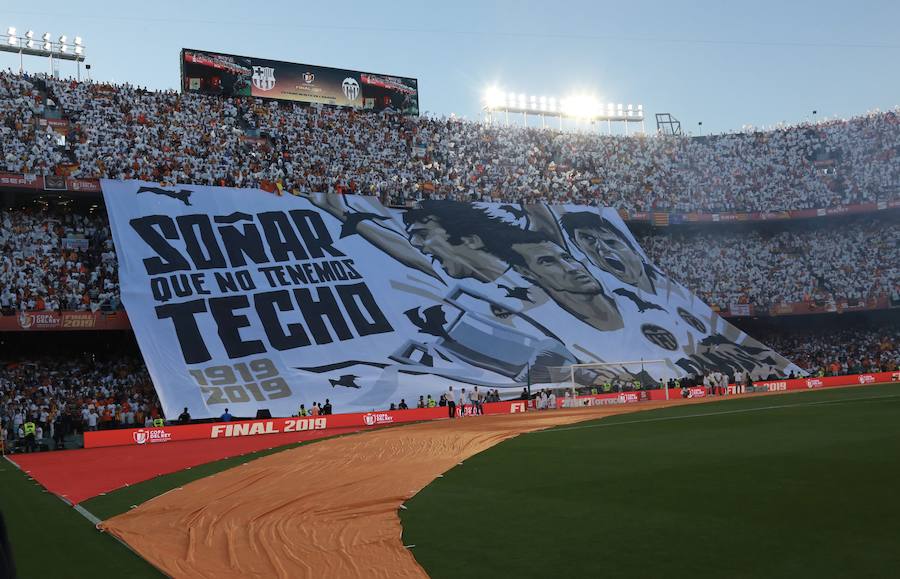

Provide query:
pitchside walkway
left=8, top=425, right=365, bottom=504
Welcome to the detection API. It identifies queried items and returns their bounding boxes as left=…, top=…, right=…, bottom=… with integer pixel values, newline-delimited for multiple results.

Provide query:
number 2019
left=200, top=378, right=292, bottom=405
left=189, top=359, right=292, bottom=405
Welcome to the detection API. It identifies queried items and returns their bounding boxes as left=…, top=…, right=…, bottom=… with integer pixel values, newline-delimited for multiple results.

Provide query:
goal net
left=534, top=359, right=671, bottom=407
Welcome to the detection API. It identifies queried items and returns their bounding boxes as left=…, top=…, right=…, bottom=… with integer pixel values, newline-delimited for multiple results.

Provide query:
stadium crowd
left=639, top=218, right=899, bottom=312
left=0, top=209, right=118, bottom=313
left=1, top=71, right=899, bottom=212
left=761, top=326, right=899, bottom=377
left=0, top=355, right=159, bottom=450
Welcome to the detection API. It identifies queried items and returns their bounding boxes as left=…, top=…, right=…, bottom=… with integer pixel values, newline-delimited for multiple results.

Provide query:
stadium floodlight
left=1, top=27, right=86, bottom=75
left=483, top=86, right=505, bottom=109
left=563, top=94, right=600, bottom=119
left=479, top=85, right=643, bottom=130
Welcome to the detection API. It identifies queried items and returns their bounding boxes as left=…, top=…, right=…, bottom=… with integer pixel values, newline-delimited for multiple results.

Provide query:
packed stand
left=1, top=71, right=899, bottom=213
left=0, top=209, right=118, bottom=313
left=0, top=355, right=160, bottom=451
left=760, top=327, right=899, bottom=376
left=640, top=218, right=899, bottom=311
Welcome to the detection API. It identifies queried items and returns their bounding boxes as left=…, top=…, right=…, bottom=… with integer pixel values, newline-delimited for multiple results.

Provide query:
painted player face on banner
left=403, top=205, right=508, bottom=283
left=561, top=212, right=656, bottom=294
left=406, top=217, right=491, bottom=281
left=511, top=241, right=601, bottom=294
left=506, top=240, right=624, bottom=332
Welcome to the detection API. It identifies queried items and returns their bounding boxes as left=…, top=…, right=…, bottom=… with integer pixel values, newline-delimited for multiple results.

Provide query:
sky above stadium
left=4, top=0, right=899, bottom=134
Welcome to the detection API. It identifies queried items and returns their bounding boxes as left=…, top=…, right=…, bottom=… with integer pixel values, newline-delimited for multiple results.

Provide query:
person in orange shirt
left=829, top=361, right=841, bottom=376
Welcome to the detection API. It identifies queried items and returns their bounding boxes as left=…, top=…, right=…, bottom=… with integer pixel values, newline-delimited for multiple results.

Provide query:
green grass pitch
left=401, top=383, right=900, bottom=579
left=2, top=383, right=898, bottom=577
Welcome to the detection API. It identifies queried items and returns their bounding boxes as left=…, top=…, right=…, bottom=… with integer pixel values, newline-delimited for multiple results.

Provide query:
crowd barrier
left=84, top=400, right=529, bottom=448
left=556, top=371, right=900, bottom=407
left=85, top=372, right=898, bottom=449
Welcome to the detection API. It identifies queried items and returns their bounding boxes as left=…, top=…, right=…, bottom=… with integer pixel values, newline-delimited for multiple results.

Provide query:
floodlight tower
left=481, top=85, right=645, bottom=134
left=1, top=27, right=86, bottom=79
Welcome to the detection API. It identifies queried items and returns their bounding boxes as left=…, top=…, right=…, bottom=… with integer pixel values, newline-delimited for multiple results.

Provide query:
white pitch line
left=5, top=455, right=104, bottom=526
left=529, top=392, right=900, bottom=434
left=74, top=504, right=102, bottom=526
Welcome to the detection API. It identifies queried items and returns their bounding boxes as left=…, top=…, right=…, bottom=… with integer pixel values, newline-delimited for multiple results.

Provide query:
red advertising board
left=0, top=311, right=131, bottom=331
left=728, top=371, right=899, bottom=395
left=0, top=172, right=101, bottom=193
left=560, top=391, right=649, bottom=408
left=84, top=399, right=529, bottom=448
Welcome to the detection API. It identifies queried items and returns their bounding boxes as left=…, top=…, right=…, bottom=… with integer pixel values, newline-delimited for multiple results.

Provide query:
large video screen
left=180, top=48, right=419, bottom=116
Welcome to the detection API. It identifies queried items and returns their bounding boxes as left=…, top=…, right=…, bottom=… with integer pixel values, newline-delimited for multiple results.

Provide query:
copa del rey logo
left=342, top=77, right=360, bottom=101
left=132, top=428, right=172, bottom=445
left=252, top=66, right=276, bottom=91
left=17, top=310, right=61, bottom=329
left=363, top=412, right=393, bottom=426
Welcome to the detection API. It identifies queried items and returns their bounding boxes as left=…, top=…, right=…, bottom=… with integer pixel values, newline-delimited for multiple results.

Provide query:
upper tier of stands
left=1, top=71, right=898, bottom=213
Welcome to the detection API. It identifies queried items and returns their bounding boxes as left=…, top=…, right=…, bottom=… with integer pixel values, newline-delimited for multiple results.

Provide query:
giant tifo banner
left=102, top=180, right=803, bottom=419
left=180, top=48, right=419, bottom=115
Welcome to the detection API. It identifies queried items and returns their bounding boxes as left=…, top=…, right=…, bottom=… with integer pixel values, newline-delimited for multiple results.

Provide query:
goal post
left=537, top=359, right=671, bottom=405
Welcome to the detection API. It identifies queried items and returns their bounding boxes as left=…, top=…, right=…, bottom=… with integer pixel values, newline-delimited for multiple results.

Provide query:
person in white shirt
left=445, top=386, right=456, bottom=419
left=470, top=387, right=483, bottom=415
